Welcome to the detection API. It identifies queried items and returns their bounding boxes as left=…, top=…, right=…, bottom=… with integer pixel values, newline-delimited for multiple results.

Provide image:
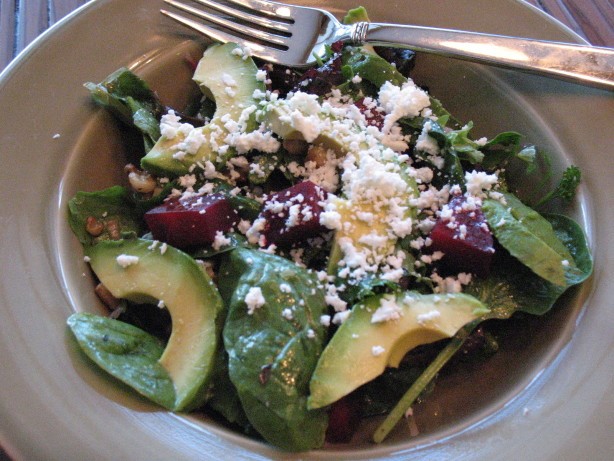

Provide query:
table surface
left=0, top=0, right=611, bottom=460
left=0, top=0, right=613, bottom=72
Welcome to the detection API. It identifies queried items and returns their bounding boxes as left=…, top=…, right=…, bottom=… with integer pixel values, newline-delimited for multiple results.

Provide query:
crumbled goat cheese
left=378, top=80, right=431, bottom=133
left=417, top=309, right=441, bottom=325
left=371, top=295, right=404, bottom=323
left=371, top=345, right=386, bottom=357
left=465, top=170, right=499, bottom=197
left=245, top=287, right=265, bottom=315
left=116, top=254, right=139, bottom=268
left=320, top=314, right=331, bottom=326
left=212, top=231, right=232, bottom=251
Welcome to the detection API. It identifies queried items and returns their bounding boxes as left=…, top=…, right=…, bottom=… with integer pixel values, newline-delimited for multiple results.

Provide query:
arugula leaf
left=85, top=68, right=164, bottom=151
left=444, top=122, right=485, bottom=164
left=68, top=186, right=141, bottom=246
left=218, top=248, right=329, bottom=451
left=67, top=312, right=176, bottom=409
left=340, top=276, right=400, bottom=306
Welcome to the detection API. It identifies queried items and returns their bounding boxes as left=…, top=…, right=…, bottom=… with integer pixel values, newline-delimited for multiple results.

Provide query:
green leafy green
left=218, top=248, right=329, bottom=451
left=340, top=276, right=400, bottom=306
left=466, top=211, right=592, bottom=317
left=213, top=182, right=262, bottom=221
left=483, top=192, right=577, bottom=286
left=85, top=68, right=164, bottom=151
left=205, top=346, right=251, bottom=429
left=443, top=122, right=485, bottom=164
left=67, top=312, right=176, bottom=409
left=68, top=186, right=141, bottom=246
left=342, top=49, right=406, bottom=89
left=342, top=6, right=370, bottom=24
left=533, top=165, right=582, bottom=208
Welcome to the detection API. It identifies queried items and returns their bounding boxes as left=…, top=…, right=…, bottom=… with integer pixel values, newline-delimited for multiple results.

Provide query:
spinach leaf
left=67, top=312, right=175, bottom=409
left=205, top=346, right=251, bottom=429
left=466, top=211, right=592, bottom=317
left=68, top=186, right=141, bottom=246
left=218, top=247, right=329, bottom=451
left=85, top=68, right=164, bottom=151
left=483, top=192, right=576, bottom=286
left=342, top=49, right=406, bottom=89
left=543, top=213, right=593, bottom=285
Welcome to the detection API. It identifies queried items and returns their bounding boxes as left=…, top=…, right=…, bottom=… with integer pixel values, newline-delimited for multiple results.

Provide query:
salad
left=66, top=6, right=592, bottom=452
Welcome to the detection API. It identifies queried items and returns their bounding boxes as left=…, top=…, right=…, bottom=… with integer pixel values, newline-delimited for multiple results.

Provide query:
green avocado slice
left=141, top=42, right=265, bottom=176
left=82, top=238, right=224, bottom=411
left=308, top=291, right=488, bottom=409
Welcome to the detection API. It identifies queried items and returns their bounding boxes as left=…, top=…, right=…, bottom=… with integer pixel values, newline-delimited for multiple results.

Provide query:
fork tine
left=223, top=0, right=294, bottom=20
left=187, top=0, right=291, bottom=33
left=161, top=9, right=286, bottom=62
left=163, top=0, right=289, bottom=46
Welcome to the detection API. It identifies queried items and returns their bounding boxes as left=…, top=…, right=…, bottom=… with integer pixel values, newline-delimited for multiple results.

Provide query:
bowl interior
left=51, top=0, right=593, bottom=457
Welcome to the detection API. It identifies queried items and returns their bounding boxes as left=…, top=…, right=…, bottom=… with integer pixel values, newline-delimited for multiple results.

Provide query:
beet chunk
left=144, top=193, right=238, bottom=249
left=429, top=195, right=494, bottom=277
left=293, top=48, right=345, bottom=96
left=354, top=97, right=385, bottom=130
left=259, top=181, right=328, bottom=247
left=260, top=63, right=302, bottom=97
left=325, top=394, right=362, bottom=443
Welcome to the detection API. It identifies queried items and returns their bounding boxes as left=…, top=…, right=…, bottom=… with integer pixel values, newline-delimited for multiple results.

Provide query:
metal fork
left=161, top=0, right=614, bottom=90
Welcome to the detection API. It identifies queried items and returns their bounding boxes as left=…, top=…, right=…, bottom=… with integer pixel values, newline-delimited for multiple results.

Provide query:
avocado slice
left=258, top=97, right=347, bottom=155
left=308, top=292, right=487, bottom=409
left=141, top=42, right=265, bottom=176
left=85, top=238, right=224, bottom=411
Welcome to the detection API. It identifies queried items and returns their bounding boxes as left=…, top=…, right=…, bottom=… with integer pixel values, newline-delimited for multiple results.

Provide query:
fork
left=161, top=0, right=614, bottom=90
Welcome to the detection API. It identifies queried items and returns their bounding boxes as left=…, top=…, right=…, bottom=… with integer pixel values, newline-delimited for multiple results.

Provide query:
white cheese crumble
left=371, top=345, right=386, bottom=356
left=244, top=287, right=265, bottom=315
left=371, top=296, right=404, bottom=323
left=417, top=309, right=441, bottom=325
left=378, top=80, right=431, bottom=133
left=465, top=170, right=499, bottom=198
left=320, top=314, right=331, bottom=326
left=212, top=231, right=232, bottom=251
left=116, top=254, right=139, bottom=268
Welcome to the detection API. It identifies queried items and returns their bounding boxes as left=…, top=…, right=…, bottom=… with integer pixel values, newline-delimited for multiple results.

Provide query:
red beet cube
left=429, top=195, right=494, bottom=277
left=144, top=193, right=238, bottom=249
left=259, top=181, right=328, bottom=247
left=325, top=394, right=361, bottom=444
left=354, top=97, right=385, bottom=130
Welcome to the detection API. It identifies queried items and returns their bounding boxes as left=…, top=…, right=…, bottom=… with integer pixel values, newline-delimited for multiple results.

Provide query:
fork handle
left=353, top=22, right=614, bottom=90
